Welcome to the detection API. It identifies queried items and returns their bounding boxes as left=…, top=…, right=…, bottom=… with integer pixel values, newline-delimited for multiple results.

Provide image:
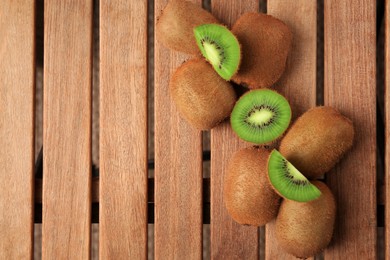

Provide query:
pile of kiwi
left=225, top=106, right=353, bottom=258
left=157, top=1, right=355, bottom=258
left=157, top=0, right=292, bottom=130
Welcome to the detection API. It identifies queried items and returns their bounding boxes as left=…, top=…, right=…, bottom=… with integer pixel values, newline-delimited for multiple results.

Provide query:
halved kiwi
left=194, top=24, right=241, bottom=80
left=156, top=0, right=219, bottom=55
left=267, top=150, right=321, bottom=202
left=230, top=89, right=291, bottom=144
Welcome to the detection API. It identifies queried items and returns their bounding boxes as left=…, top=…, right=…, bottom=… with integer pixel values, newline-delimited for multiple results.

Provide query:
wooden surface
left=0, top=1, right=35, bottom=259
left=324, top=1, right=377, bottom=259
left=210, top=1, right=260, bottom=259
left=0, top=1, right=384, bottom=258
left=42, top=1, right=92, bottom=259
left=100, top=1, right=148, bottom=259
left=154, top=0, right=203, bottom=259
left=266, top=1, right=317, bottom=259
left=386, top=0, right=390, bottom=258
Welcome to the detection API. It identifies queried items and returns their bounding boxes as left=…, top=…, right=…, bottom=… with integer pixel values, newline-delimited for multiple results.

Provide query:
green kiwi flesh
left=268, top=150, right=321, bottom=202
left=231, top=13, right=292, bottom=88
left=224, top=147, right=280, bottom=226
left=194, top=24, right=241, bottom=80
left=230, top=89, right=291, bottom=144
left=156, top=0, right=219, bottom=55
left=280, top=106, right=354, bottom=179
left=275, top=181, right=336, bottom=258
left=170, top=59, right=236, bottom=130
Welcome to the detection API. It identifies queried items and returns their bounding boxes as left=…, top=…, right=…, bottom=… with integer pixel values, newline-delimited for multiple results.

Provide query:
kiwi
left=280, top=106, right=354, bottom=179
left=231, top=13, right=293, bottom=88
left=268, top=149, right=321, bottom=202
left=169, top=59, right=236, bottom=130
left=276, top=181, right=336, bottom=258
left=194, top=24, right=241, bottom=80
left=224, top=147, right=280, bottom=226
left=156, top=0, right=219, bottom=55
left=230, top=89, right=291, bottom=144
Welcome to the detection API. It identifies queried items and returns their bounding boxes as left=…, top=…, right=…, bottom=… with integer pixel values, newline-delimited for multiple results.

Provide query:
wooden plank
left=154, top=0, right=203, bottom=258
left=42, top=1, right=92, bottom=258
left=386, top=0, right=390, bottom=258
left=0, top=1, right=35, bottom=259
left=265, top=1, right=317, bottom=259
left=100, top=1, right=148, bottom=259
left=210, top=1, right=259, bottom=259
left=324, top=1, right=376, bottom=259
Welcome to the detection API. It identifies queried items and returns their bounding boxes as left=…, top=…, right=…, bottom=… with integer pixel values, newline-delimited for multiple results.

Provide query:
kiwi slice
left=230, top=89, right=291, bottom=144
left=156, top=0, right=219, bottom=55
left=268, top=150, right=321, bottom=202
left=194, top=24, right=240, bottom=80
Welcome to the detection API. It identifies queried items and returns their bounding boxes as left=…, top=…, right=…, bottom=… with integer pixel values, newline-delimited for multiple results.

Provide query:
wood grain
left=154, top=0, right=203, bottom=259
left=42, top=1, right=92, bottom=259
left=324, top=1, right=377, bottom=259
left=210, top=1, right=259, bottom=259
left=100, top=1, right=148, bottom=259
left=265, top=1, right=317, bottom=259
left=386, top=0, right=390, bottom=258
left=0, top=1, right=35, bottom=259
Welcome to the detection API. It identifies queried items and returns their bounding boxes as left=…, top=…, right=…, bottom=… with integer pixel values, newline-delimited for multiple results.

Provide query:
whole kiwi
left=275, top=181, right=336, bottom=258
left=280, top=106, right=354, bottom=179
left=169, top=59, right=236, bottom=130
left=156, top=0, right=219, bottom=55
left=224, top=147, right=280, bottom=226
left=231, top=13, right=293, bottom=88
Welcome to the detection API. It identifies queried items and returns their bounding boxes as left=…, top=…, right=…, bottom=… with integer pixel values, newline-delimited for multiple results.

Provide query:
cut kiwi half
left=267, top=150, right=321, bottom=202
left=194, top=24, right=241, bottom=80
left=230, top=89, right=291, bottom=144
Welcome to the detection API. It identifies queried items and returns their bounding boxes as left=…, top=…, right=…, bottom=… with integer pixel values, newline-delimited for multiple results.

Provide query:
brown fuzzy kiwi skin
left=279, top=106, right=354, bottom=179
left=275, top=181, right=336, bottom=258
left=169, top=59, right=236, bottom=130
left=231, top=13, right=293, bottom=88
left=224, top=147, right=281, bottom=226
left=156, top=0, right=219, bottom=55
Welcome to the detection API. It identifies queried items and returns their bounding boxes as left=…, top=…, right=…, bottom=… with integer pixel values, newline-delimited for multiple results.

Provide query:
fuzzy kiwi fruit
left=268, top=149, right=321, bottom=202
left=194, top=24, right=241, bottom=80
left=169, top=59, right=236, bottom=130
left=156, top=0, right=219, bottom=55
left=224, top=147, right=280, bottom=226
left=280, top=106, right=354, bottom=179
left=231, top=13, right=293, bottom=88
left=276, top=181, right=336, bottom=258
left=230, top=89, right=291, bottom=144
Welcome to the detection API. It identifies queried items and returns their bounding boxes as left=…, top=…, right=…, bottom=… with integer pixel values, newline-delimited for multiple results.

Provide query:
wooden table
left=0, top=0, right=385, bottom=259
